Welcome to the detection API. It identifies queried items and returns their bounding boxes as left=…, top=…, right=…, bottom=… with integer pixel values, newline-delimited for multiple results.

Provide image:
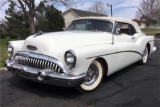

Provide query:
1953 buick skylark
left=5, top=17, right=156, bottom=93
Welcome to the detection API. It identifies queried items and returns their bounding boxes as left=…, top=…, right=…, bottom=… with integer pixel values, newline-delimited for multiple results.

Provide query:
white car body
left=5, top=17, right=156, bottom=92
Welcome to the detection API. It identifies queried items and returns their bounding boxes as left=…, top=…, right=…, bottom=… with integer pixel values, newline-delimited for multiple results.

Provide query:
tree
left=45, top=5, right=64, bottom=32
left=152, top=0, right=160, bottom=21
left=0, top=19, right=5, bottom=39
left=0, top=0, right=79, bottom=35
left=88, top=0, right=107, bottom=15
left=136, top=0, right=160, bottom=27
left=4, top=2, right=29, bottom=39
left=50, top=0, right=80, bottom=8
left=35, top=3, right=64, bottom=32
left=35, top=2, right=47, bottom=32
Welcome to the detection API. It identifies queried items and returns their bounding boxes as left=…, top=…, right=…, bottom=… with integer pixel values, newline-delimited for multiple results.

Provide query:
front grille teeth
left=15, top=55, right=63, bottom=74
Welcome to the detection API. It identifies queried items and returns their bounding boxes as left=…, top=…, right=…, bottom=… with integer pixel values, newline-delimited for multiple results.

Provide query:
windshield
left=67, top=19, right=113, bottom=33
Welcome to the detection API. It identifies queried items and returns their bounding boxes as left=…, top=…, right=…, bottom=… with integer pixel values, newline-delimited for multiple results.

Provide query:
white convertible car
left=5, top=17, right=156, bottom=93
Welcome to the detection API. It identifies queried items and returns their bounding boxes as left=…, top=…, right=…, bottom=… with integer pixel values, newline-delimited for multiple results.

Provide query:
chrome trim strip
left=86, top=50, right=143, bottom=59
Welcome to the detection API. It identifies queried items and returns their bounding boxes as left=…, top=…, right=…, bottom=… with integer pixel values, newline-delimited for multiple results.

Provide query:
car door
left=113, top=22, right=141, bottom=70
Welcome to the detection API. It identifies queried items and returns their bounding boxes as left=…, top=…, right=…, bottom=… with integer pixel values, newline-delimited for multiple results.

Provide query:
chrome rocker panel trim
left=5, top=59, right=86, bottom=87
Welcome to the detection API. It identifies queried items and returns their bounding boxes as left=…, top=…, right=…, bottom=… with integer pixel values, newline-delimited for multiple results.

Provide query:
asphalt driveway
left=0, top=40, right=160, bottom=107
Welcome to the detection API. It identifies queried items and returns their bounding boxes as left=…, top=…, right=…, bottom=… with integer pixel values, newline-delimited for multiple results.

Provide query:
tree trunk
left=146, top=18, right=149, bottom=29
left=29, top=15, right=36, bottom=35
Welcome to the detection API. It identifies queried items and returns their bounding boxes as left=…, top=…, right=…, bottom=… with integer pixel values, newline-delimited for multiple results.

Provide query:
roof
left=62, top=8, right=107, bottom=17
left=132, top=19, right=141, bottom=23
left=75, top=17, right=142, bottom=33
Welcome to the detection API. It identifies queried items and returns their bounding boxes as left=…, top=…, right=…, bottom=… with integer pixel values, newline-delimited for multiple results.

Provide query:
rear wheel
left=139, top=46, right=148, bottom=64
left=77, top=60, right=103, bottom=93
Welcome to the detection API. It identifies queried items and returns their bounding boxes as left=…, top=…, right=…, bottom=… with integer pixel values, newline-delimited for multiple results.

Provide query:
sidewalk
left=155, top=37, right=160, bottom=40
left=0, top=67, right=5, bottom=71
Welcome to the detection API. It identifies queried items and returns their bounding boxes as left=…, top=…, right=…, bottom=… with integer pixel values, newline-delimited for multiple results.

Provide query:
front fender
left=136, top=36, right=155, bottom=54
left=8, top=40, right=25, bottom=59
left=58, top=43, right=113, bottom=75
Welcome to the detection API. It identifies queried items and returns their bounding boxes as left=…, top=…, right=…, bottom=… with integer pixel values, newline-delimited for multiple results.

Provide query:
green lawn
left=141, top=28, right=160, bottom=36
left=0, top=39, right=13, bottom=67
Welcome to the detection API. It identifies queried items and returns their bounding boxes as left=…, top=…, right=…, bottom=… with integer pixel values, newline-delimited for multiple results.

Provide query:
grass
left=0, top=39, right=14, bottom=67
left=141, top=28, right=160, bottom=36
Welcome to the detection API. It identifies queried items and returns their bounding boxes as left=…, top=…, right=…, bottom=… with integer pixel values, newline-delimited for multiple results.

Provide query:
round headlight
left=7, top=43, right=13, bottom=58
left=65, top=50, right=76, bottom=69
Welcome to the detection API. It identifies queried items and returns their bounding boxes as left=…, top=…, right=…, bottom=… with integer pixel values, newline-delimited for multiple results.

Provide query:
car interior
left=116, top=22, right=137, bottom=36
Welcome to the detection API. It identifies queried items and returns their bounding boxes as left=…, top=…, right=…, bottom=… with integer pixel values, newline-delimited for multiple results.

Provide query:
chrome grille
left=14, top=55, right=63, bottom=74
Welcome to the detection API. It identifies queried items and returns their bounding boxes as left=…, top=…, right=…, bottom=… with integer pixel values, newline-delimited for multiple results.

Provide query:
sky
left=0, top=0, right=142, bottom=20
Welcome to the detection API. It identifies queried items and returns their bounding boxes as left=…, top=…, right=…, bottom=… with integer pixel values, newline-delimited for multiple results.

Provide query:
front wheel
left=77, top=60, right=103, bottom=93
left=139, top=46, right=148, bottom=64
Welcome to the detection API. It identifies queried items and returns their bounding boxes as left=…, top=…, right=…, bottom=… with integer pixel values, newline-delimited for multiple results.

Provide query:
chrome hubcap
left=84, top=64, right=99, bottom=86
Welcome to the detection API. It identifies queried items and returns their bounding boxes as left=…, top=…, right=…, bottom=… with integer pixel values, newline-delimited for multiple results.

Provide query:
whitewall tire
left=77, top=60, right=103, bottom=93
left=139, top=46, right=148, bottom=64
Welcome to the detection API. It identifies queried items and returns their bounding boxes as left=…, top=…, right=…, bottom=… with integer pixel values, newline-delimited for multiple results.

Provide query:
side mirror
left=116, top=28, right=120, bottom=34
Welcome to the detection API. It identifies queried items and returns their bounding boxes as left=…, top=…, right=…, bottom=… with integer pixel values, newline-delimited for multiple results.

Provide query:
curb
left=155, top=38, right=160, bottom=41
left=0, top=67, right=6, bottom=72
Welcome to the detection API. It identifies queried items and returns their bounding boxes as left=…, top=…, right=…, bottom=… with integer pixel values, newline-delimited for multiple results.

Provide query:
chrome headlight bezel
left=7, top=43, right=14, bottom=59
left=65, top=50, right=76, bottom=69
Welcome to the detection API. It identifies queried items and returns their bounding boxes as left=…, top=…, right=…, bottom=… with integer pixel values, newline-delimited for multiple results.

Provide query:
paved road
left=1, top=41, right=160, bottom=107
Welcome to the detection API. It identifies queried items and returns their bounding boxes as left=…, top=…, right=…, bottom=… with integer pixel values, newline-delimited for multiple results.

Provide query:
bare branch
left=17, top=0, right=28, bottom=16
left=48, top=0, right=80, bottom=8
left=9, top=1, right=21, bottom=9
left=136, top=0, right=160, bottom=21
left=35, top=0, right=48, bottom=12
left=88, top=0, right=107, bottom=15
left=0, top=1, right=7, bottom=9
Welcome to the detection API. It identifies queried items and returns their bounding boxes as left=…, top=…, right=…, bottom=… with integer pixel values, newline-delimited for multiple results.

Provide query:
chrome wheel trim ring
left=142, top=48, right=148, bottom=63
left=83, top=64, right=99, bottom=86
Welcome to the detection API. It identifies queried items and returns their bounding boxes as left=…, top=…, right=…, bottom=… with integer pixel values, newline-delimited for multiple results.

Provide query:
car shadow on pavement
left=7, top=62, right=140, bottom=99
left=102, top=63, right=137, bottom=84
left=7, top=75, right=81, bottom=99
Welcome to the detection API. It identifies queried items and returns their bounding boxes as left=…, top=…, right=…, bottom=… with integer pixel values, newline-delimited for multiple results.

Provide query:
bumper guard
left=5, top=60, right=86, bottom=87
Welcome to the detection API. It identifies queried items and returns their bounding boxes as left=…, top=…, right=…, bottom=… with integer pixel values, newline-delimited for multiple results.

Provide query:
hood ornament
left=34, top=31, right=44, bottom=38
left=26, top=45, right=37, bottom=50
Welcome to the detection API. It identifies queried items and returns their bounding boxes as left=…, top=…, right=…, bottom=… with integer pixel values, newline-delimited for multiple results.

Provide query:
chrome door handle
left=131, top=37, right=135, bottom=40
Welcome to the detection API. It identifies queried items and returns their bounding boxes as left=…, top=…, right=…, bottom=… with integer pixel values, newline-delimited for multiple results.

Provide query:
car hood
left=23, top=31, right=112, bottom=58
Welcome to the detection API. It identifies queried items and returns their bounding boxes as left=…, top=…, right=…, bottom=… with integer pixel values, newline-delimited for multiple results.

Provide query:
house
left=156, top=21, right=160, bottom=27
left=61, top=8, right=106, bottom=28
left=132, top=19, right=146, bottom=29
left=133, top=15, right=160, bottom=29
left=140, top=15, right=157, bottom=27
left=136, top=15, right=160, bottom=28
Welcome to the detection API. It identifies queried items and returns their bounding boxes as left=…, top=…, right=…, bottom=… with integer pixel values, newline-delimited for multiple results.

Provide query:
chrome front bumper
left=151, top=47, right=157, bottom=53
left=5, top=59, right=86, bottom=87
